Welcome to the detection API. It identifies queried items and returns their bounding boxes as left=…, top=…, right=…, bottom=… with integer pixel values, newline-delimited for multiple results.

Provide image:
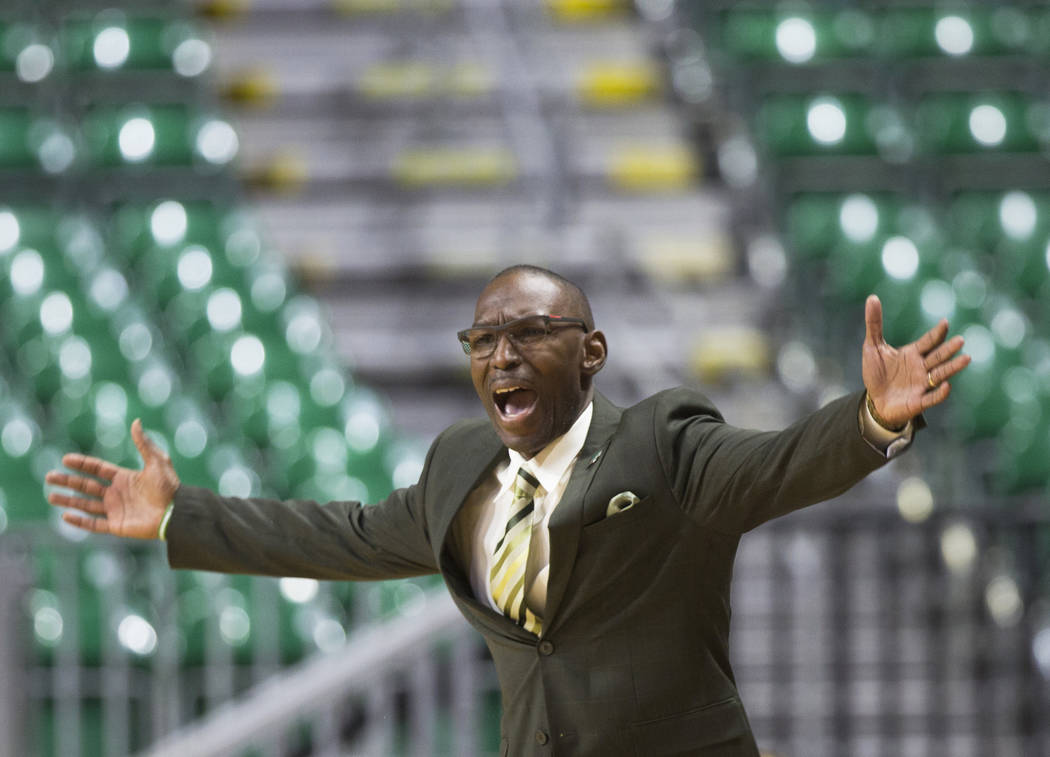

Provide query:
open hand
left=862, top=294, right=971, bottom=429
left=45, top=419, right=180, bottom=539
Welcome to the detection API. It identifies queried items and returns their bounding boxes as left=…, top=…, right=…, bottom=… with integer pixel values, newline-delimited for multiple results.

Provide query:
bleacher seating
left=0, top=4, right=438, bottom=755
left=690, top=2, right=1050, bottom=503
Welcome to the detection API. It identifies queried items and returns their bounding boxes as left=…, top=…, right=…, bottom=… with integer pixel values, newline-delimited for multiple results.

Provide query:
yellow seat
left=577, top=62, right=661, bottom=107
left=392, top=146, right=517, bottom=187
left=545, top=0, right=630, bottom=23
left=608, top=145, right=699, bottom=191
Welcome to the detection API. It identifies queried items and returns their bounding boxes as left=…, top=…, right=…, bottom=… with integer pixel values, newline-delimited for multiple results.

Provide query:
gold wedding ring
left=927, top=371, right=937, bottom=390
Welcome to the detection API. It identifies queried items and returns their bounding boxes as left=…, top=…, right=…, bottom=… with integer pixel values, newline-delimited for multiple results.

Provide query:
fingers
left=914, top=318, right=949, bottom=356
left=59, top=453, right=120, bottom=482
left=923, top=335, right=965, bottom=369
left=61, top=511, right=112, bottom=535
left=921, top=380, right=952, bottom=410
left=928, top=353, right=972, bottom=387
left=45, top=470, right=107, bottom=498
left=48, top=491, right=105, bottom=515
left=864, top=294, right=884, bottom=346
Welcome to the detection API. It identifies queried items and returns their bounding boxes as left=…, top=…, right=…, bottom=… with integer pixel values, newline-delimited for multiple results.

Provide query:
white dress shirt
left=462, top=402, right=593, bottom=619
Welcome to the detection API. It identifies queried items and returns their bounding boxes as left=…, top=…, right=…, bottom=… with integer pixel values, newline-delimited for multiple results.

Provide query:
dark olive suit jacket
left=167, top=388, right=894, bottom=756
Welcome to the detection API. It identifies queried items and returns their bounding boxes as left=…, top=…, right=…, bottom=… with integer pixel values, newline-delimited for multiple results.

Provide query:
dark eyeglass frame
left=457, top=314, right=589, bottom=357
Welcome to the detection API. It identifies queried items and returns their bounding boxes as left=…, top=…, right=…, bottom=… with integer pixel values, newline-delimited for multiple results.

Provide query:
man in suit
left=46, top=265, right=969, bottom=756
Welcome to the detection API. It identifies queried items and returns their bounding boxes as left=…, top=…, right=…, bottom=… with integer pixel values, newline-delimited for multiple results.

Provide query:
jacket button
left=535, top=730, right=549, bottom=745
left=538, top=640, right=554, bottom=656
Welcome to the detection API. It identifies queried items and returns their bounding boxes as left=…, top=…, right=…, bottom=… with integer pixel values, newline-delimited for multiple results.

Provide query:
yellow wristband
left=866, top=393, right=906, bottom=433
left=157, top=502, right=175, bottom=541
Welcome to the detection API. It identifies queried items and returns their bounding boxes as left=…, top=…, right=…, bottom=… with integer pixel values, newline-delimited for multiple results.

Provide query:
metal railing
left=5, top=503, right=1048, bottom=757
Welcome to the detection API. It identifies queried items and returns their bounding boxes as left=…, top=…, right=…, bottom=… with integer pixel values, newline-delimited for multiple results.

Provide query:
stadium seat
left=0, top=22, right=56, bottom=83
left=785, top=192, right=907, bottom=261
left=992, top=346, right=1050, bottom=493
left=915, top=92, right=1041, bottom=154
left=60, top=15, right=212, bottom=77
left=1, top=403, right=70, bottom=524
left=756, top=93, right=884, bottom=157
left=718, top=8, right=871, bottom=65
left=543, top=0, right=630, bottom=24
left=607, top=145, right=699, bottom=192
left=876, top=6, right=1049, bottom=59
left=82, top=105, right=239, bottom=168
left=0, top=108, right=76, bottom=173
left=0, top=107, right=39, bottom=168
left=576, top=62, right=661, bottom=107
left=949, top=314, right=1022, bottom=439
left=392, top=146, right=517, bottom=188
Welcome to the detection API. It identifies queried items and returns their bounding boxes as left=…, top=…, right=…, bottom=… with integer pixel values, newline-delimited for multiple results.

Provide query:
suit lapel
left=542, top=392, right=622, bottom=632
left=431, top=423, right=537, bottom=640
left=432, top=422, right=504, bottom=573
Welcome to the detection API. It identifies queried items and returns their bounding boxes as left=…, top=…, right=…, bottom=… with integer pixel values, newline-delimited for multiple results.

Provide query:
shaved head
left=487, top=265, right=595, bottom=330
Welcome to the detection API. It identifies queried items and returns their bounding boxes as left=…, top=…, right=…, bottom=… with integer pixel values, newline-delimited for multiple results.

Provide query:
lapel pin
left=588, top=450, right=603, bottom=466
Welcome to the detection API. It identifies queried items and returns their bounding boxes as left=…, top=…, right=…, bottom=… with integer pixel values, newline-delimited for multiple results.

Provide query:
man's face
left=469, top=272, right=603, bottom=459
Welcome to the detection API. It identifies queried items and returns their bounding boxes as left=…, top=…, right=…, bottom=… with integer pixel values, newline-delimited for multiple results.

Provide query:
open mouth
left=492, top=386, right=538, bottom=419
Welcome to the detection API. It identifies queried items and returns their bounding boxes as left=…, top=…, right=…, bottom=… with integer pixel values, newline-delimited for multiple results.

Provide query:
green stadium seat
left=60, top=15, right=212, bottom=77
left=825, top=233, right=938, bottom=304
left=949, top=310, right=1024, bottom=439
left=206, top=443, right=263, bottom=499
left=714, top=6, right=1050, bottom=64
left=231, top=374, right=346, bottom=453
left=0, top=206, right=63, bottom=267
left=944, top=190, right=1050, bottom=299
left=0, top=23, right=56, bottom=83
left=242, top=261, right=292, bottom=333
left=876, top=6, right=1050, bottom=59
left=718, top=8, right=876, bottom=65
left=756, top=93, right=887, bottom=157
left=946, top=190, right=1050, bottom=248
left=0, top=108, right=40, bottom=168
left=158, top=397, right=220, bottom=490
left=915, top=92, right=1041, bottom=154
left=82, top=104, right=238, bottom=168
left=0, top=108, right=76, bottom=173
left=992, top=354, right=1050, bottom=494
left=138, top=240, right=221, bottom=310
left=1, top=404, right=66, bottom=524
left=785, top=192, right=908, bottom=261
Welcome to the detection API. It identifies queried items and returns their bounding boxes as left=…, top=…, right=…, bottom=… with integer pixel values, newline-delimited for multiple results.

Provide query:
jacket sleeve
left=654, top=388, right=894, bottom=534
left=165, top=437, right=442, bottom=581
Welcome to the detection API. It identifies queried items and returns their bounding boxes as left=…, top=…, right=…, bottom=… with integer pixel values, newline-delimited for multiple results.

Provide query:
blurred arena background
left=0, top=0, right=1048, bottom=755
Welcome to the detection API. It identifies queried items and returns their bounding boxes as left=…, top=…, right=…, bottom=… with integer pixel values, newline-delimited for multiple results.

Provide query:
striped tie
left=490, top=467, right=542, bottom=635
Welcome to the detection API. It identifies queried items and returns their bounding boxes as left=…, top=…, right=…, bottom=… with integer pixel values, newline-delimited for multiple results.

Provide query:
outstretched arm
left=45, top=419, right=181, bottom=539
left=862, top=294, right=970, bottom=430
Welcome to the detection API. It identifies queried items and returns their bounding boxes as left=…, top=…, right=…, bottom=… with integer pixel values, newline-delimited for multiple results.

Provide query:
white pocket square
left=606, top=491, right=641, bottom=517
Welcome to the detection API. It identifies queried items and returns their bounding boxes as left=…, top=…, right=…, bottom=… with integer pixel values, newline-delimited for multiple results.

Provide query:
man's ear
left=581, top=330, right=607, bottom=376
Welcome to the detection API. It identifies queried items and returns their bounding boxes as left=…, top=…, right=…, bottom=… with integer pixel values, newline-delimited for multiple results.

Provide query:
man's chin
left=491, top=418, right=546, bottom=460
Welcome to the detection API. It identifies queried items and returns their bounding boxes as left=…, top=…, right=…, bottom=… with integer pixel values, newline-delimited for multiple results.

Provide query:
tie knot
left=513, top=467, right=540, bottom=500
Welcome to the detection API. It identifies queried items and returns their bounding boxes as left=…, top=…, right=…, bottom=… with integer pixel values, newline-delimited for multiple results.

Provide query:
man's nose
left=489, top=332, right=521, bottom=368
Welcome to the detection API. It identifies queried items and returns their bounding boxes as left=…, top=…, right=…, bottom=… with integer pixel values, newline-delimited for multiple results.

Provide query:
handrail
left=141, top=588, right=469, bottom=757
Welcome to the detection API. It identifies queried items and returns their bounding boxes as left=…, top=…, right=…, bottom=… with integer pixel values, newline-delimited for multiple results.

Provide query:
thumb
left=130, top=418, right=156, bottom=465
left=864, top=294, right=884, bottom=347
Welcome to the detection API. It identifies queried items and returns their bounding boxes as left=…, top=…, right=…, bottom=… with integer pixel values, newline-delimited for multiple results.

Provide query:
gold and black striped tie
left=490, top=467, right=542, bottom=635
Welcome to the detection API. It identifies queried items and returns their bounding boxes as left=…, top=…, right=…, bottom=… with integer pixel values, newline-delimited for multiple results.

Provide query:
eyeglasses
left=457, top=314, right=588, bottom=357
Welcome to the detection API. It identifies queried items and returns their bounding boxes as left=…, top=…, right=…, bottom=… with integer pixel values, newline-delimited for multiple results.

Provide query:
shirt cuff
left=858, top=393, right=914, bottom=459
left=157, top=502, right=175, bottom=541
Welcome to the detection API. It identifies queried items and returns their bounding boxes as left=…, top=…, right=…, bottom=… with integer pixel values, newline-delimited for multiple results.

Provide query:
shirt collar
left=500, top=401, right=594, bottom=496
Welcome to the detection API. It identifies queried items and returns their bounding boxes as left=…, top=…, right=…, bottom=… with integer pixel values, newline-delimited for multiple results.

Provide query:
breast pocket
left=582, top=495, right=652, bottom=536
